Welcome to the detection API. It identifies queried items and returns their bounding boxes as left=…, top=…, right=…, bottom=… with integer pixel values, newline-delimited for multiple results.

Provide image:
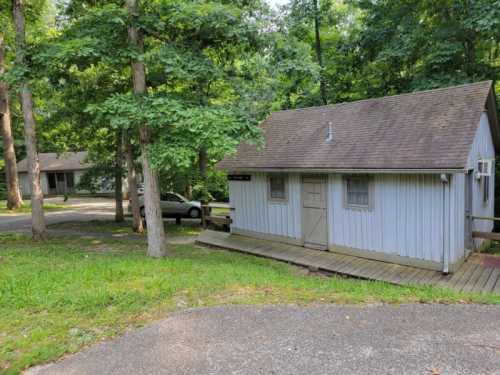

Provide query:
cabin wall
left=228, top=171, right=473, bottom=269
left=18, top=172, right=49, bottom=196
left=18, top=172, right=29, bottom=196
left=328, top=174, right=446, bottom=264
left=229, top=172, right=302, bottom=240
left=467, top=112, right=495, bottom=246
left=447, top=173, right=466, bottom=265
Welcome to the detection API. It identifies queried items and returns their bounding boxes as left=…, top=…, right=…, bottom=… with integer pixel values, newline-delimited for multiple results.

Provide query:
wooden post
left=201, top=201, right=209, bottom=229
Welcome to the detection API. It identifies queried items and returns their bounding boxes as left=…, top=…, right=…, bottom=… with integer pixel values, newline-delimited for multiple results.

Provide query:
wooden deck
left=197, top=230, right=500, bottom=295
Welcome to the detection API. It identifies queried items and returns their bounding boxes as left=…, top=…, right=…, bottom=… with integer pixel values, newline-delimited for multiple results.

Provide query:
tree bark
left=184, top=183, right=193, bottom=200
left=313, top=0, right=327, bottom=105
left=0, top=33, right=23, bottom=210
left=115, top=130, right=124, bottom=222
left=198, top=147, right=208, bottom=200
left=125, top=134, right=144, bottom=233
left=126, top=0, right=166, bottom=257
left=12, top=0, right=46, bottom=240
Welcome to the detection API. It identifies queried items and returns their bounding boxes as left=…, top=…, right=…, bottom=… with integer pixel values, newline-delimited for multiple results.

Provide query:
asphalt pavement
left=27, top=304, right=500, bottom=375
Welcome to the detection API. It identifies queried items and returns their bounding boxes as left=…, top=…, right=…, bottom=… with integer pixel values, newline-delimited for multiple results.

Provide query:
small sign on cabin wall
left=228, top=174, right=251, bottom=181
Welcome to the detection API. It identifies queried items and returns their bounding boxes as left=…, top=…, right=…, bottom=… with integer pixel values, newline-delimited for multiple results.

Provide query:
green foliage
left=2, top=0, right=500, bottom=203
left=352, top=0, right=500, bottom=95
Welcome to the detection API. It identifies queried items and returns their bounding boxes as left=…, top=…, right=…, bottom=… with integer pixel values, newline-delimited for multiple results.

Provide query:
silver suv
left=130, top=192, right=202, bottom=219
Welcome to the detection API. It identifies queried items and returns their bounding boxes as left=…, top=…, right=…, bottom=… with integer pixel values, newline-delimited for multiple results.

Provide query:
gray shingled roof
left=219, top=81, right=499, bottom=171
left=17, top=151, right=90, bottom=173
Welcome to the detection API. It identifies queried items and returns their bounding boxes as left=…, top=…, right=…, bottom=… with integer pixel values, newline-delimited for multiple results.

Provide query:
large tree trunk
left=115, top=130, right=124, bottom=222
left=125, top=135, right=143, bottom=233
left=12, top=0, right=46, bottom=240
left=313, top=0, right=327, bottom=105
left=0, top=33, right=23, bottom=210
left=126, top=0, right=166, bottom=257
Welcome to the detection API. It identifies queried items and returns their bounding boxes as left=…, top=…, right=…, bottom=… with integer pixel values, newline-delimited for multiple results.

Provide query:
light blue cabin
left=219, top=82, right=499, bottom=272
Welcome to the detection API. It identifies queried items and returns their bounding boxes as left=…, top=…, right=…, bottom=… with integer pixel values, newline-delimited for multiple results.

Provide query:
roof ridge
left=274, top=80, right=493, bottom=115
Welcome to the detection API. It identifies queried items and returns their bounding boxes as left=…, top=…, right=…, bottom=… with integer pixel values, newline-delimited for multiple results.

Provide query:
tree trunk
left=0, top=33, right=23, bottom=210
left=184, top=183, right=193, bottom=200
left=198, top=147, right=208, bottom=200
left=125, top=134, right=143, bottom=233
left=126, top=0, right=166, bottom=257
left=313, top=0, right=327, bottom=105
left=464, top=37, right=476, bottom=79
left=12, top=0, right=46, bottom=240
left=115, top=130, right=124, bottom=222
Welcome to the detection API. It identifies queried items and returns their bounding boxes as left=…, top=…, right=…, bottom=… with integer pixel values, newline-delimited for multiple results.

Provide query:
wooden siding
left=229, top=172, right=302, bottom=240
left=467, top=112, right=495, bottom=247
left=329, top=174, right=445, bottom=263
left=228, top=167, right=491, bottom=268
left=448, top=173, right=466, bottom=265
left=229, top=173, right=452, bottom=265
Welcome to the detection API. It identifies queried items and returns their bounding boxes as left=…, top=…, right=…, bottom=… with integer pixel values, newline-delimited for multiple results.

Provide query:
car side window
left=166, top=193, right=182, bottom=202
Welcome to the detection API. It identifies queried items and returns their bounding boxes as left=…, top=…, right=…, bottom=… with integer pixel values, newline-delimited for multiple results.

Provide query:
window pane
left=270, top=176, right=286, bottom=200
left=167, top=193, right=181, bottom=202
left=346, top=177, right=369, bottom=207
left=48, top=173, right=56, bottom=189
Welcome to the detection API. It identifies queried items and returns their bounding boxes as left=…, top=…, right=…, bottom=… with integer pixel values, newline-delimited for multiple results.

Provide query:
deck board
left=462, top=266, right=487, bottom=293
left=470, top=268, right=494, bottom=293
left=196, top=230, right=500, bottom=295
left=483, top=268, right=500, bottom=293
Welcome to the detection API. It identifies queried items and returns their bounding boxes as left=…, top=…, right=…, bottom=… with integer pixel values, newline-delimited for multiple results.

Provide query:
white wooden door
left=302, top=176, right=328, bottom=249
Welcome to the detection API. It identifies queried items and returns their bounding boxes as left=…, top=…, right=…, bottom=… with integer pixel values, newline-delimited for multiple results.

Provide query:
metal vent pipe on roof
left=326, top=122, right=334, bottom=142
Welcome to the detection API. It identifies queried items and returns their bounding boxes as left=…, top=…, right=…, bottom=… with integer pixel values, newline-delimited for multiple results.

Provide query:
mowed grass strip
left=48, top=219, right=202, bottom=236
left=0, top=233, right=498, bottom=374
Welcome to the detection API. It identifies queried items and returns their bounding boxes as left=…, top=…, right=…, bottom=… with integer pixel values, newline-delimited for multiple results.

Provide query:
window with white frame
left=345, top=176, right=371, bottom=208
left=477, top=159, right=493, bottom=176
left=476, top=159, right=493, bottom=204
left=268, top=174, right=287, bottom=202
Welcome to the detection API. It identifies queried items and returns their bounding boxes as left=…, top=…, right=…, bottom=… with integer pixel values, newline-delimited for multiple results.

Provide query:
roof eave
left=222, top=167, right=466, bottom=174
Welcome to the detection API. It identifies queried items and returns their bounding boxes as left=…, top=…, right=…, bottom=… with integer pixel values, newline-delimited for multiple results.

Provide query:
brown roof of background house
left=218, top=81, right=499, bottom=171
left=17, top=151, right=90, bottom=173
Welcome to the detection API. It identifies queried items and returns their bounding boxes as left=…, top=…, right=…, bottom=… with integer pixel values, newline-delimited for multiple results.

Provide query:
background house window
left=268, top=175, right=287, bottom=201
left=345, top=176, right=370, bottom=208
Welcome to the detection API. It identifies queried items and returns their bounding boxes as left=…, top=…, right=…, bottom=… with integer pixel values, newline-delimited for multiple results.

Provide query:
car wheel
left=188, top=207, right=201, bottom=218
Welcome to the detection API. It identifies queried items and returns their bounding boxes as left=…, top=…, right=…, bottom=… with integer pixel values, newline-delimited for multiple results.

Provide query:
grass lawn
left=211, top=207, right=230, bottom=215
left=49, top=219, right=202, bottom=236
left=0, top=202, right=68, bottom=215
left=0, top=233, right=498, bottom=374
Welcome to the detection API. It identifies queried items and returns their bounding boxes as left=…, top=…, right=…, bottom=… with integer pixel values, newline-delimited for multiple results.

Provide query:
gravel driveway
left=27, top=304, right=500, bottom=375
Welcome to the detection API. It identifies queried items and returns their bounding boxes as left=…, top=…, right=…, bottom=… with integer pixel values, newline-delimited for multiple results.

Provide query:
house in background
left=17, top=151, right=125, bottom=196
left=218, top=81, right=499, bottom=273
